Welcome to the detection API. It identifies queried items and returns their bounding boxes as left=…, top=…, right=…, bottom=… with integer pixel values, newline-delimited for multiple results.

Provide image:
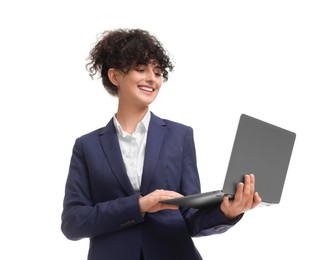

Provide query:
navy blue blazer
left=61, top=112, right=241, bottom=260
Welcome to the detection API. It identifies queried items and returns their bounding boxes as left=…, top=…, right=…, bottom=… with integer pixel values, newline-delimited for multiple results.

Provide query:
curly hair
left=86, top=28, right=174, bottom=96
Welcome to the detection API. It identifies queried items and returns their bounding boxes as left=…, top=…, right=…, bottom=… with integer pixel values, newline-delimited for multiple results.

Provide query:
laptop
left=160, top=114, right=296, bottom=209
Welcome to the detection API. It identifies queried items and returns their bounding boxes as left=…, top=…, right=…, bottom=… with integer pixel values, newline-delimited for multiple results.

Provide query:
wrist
left=139, top=195, right=147, bottom=214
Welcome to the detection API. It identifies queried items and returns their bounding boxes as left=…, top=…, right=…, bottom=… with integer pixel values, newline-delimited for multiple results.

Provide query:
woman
left=61, top=28, right=261, bottom=260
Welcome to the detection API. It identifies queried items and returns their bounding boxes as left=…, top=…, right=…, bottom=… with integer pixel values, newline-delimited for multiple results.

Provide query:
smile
left=138, top=86, right=154, bottom=92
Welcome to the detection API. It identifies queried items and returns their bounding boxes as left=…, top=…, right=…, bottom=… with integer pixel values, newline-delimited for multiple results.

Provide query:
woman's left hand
left=220, top=174, right=262, bottom=219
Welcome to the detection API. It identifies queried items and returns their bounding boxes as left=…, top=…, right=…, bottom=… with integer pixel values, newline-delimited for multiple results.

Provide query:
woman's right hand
left=139, top=189, right=183, bottom=213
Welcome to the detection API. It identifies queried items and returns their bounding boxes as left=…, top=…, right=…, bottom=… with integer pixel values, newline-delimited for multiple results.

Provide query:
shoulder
left=77, top=127, right=104, bottom=140
left=74, top=118, right=115, bottom=143
left=151, top=112, right=192, bottom=130
left=150, top=112, right=194, bottom=139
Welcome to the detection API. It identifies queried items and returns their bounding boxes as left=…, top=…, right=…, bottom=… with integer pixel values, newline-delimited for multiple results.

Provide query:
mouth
left=138, top=85, right=155, bottom=93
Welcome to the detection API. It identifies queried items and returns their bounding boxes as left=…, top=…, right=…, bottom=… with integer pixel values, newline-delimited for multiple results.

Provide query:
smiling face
left=108, top=60, right=163, bottom=110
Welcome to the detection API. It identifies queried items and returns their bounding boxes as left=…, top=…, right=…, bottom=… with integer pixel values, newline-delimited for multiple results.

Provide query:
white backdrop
left=1, top=1, right=330, bottom=259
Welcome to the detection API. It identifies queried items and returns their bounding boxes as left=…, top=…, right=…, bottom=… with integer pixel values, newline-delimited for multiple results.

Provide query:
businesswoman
left=61, top=28, right=261, bottom=260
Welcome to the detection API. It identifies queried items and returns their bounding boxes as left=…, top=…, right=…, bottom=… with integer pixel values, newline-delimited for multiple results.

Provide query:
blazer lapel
left=140, top=113, right=166, bottom=194
left=99, top=119, right=135, bottom=196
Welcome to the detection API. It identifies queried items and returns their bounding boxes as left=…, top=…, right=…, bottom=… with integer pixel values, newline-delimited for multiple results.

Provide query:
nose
left=146, top=66, right=156, bottom=82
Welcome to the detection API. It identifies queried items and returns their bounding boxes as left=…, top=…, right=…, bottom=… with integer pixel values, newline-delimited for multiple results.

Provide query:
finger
left=234, top=182, right=244, bottom=203
left=158, top=194, right=182, bottom=202
left=250, top=173, right=255, bottom=195
left=165, top=191, right=183, bottom=198
left=147, top=203, right=179, bottom=213
left=222, top=195, right=230, bottom=207
left=253, top=191, right=262, bottom=204
left=154, top=203, right=179, bottom=212
left=243, top=174, right=252, bottom=197
left=156, top=190, right=183, bottom=198
left=220, top=195, right=231, bottom=216
left=161, top=204, right=179, bottom=210
left=247, top=192, right=261, bottom=209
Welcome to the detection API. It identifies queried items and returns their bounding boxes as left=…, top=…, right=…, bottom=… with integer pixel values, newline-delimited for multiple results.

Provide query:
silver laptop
left=160, top=114, right=296, bottom=209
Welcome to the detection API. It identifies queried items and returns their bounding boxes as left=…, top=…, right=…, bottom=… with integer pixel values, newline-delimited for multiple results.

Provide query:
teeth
left=140, top=86, right=153, bottom=92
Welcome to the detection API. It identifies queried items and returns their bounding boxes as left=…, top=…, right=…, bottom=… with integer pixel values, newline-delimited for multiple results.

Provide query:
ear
left=107, top=68, right=121, bottom=87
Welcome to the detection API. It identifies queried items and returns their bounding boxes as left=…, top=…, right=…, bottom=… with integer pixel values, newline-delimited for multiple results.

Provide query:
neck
left=116, top=103, right=149, bottom=134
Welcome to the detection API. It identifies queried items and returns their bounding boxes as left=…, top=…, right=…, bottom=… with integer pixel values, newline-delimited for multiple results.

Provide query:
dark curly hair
left=86, top=28, right=174, bottom=96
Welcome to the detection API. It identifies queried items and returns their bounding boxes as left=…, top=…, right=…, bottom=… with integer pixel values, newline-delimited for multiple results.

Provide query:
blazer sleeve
left=179, top=127, right=243, bottom=237
left=61, top=138, right=144, bottom=241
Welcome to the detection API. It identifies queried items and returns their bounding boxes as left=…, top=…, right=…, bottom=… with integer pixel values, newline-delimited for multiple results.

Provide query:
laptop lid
left=160, top=114, right=296, bottom=208
left=222, top=114, right=296, bottom=205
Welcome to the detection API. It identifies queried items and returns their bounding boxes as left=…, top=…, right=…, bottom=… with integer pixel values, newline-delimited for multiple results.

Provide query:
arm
left=61, top=138, right=145, bottom=240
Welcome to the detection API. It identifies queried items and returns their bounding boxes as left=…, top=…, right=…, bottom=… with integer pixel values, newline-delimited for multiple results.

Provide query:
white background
left=1, top=1, right=330, bottom=259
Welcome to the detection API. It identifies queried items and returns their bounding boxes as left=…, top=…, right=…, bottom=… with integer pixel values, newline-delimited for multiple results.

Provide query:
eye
left=135, top=65, right=146, bottom=72
left=154, top=69, right=162, bottom=77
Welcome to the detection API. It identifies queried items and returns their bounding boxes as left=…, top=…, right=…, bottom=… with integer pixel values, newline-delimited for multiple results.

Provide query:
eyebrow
left=149, top=59, right=160, bottom=67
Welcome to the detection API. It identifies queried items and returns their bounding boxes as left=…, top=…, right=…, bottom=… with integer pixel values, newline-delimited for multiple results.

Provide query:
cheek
left=156, top=79, right=162, bottom=89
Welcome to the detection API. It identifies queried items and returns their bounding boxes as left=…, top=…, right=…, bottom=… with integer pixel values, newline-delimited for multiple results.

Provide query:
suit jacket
left=61, top=112, right=242, bottom=260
